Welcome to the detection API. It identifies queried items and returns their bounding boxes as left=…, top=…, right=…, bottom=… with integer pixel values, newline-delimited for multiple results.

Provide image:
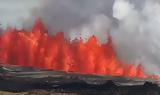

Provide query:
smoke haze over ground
left=1, top=0, right=160, bottom=75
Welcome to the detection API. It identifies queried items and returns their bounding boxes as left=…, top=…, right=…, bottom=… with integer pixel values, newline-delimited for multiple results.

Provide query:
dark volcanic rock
left=0, top=79, right=160, bottom=95
left=0, top=64, right=160, bottom=95
left=143, top=81, right=159, bottom=88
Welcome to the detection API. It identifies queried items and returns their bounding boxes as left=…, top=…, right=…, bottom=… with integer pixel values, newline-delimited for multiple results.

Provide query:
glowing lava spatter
left=0, top=19, right=159, bottom=79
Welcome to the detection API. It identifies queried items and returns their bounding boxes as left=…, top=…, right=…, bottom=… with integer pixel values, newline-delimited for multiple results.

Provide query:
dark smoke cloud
left=25, top=0, right=160, bottom=75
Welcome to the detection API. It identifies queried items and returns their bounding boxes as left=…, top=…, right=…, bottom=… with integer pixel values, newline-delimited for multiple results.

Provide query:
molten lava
left=0, top=19, right=159, bottom=79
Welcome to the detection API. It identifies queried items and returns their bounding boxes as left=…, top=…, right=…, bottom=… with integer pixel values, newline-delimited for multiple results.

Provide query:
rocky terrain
left=0, top=64, right=160, bottom=95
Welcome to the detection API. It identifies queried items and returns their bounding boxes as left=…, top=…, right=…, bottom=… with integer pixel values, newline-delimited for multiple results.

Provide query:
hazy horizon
left=0, top=0, right=41, bottom=28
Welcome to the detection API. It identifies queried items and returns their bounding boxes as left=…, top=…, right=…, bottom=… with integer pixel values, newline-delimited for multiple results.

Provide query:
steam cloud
left=25, top=0, right=160, bottom=75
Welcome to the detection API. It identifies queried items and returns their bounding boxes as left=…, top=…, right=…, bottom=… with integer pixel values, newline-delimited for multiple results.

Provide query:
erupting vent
left=0, top=19, right=159, bottom=80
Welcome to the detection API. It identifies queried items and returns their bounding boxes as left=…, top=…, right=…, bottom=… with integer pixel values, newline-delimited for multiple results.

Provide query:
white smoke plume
left=25, top=0, right=160, bottom=75
left=112, top=0, right=160, bottom=75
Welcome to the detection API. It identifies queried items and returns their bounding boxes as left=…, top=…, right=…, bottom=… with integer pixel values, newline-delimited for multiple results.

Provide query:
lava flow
left=0, top=19, right=159, bottom=79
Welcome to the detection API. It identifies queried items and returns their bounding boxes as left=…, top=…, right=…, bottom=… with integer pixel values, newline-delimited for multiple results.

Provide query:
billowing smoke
left=24, top=0, right=115, bottom=41
left=25, top=0, right=160, bottom=75
left=112, top=0, right=160, bottom=75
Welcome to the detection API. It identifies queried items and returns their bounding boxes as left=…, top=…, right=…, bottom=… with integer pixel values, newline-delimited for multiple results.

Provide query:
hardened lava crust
left=0, top=64, right=160, bottom=95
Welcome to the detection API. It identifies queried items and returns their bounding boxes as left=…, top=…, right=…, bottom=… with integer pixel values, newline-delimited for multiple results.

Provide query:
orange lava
left=0, top=19, right=158, bottom=79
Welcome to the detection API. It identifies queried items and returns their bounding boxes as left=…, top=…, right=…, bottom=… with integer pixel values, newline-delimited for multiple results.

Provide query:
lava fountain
left=0, top=19, right=159, bottom=79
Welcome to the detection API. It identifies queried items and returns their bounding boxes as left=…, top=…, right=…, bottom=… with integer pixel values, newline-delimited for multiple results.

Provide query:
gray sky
left=0, top=0, right=41, bottom=28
